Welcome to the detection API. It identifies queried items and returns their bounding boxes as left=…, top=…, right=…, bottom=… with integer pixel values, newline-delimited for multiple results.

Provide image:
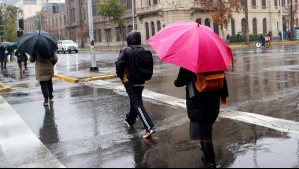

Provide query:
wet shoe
left=49, top=96, right=54, bottom=102
left=43, top=98, right=49, bottom=106
left=125, top=119, right=133, bottom=128
left=143, top=129, right=155, bottom=139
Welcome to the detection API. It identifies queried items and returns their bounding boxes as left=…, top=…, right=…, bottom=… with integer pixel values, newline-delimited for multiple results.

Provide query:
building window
left=263, top=18, right=267, bottom=33
left=154, top=0, right=158, bottom=5
left=157, top=21, right=161, bottom=32
left=105, top=29, right=112, bottom=42
left=128, top=25, right=133, bottom=33
left=213, top=22, right=219, bottom=35
left=145, top=22, right=150, bottom=40
left=252, top=18, right=257, bottom=34
left=205, top=19, right=210, bottom=27
left=98, top=29, right=102, bottom=42
left=116, top=27, right=121, bottom=41
left=151, top=21, right=155, bottom=36
left=242, top=18, right=246, bottom=34
left=231, top=18, right=235, bottom=35
left=252, top=0, right=256, bottom=9
left=262, top=0, right=266, bottom=9
left=296, top=18, right=299, bottom=27
left=122, top=27, right=126, bottom=41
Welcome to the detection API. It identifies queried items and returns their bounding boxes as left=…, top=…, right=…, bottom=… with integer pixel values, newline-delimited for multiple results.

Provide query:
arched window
left=205, top=19, right=210, bottom=27
left=252, top=18, right=257, bottom=34
left=145, top=22, right=150, bottom=40
left=262, top=0, right=266, bottom=9
left=231, top=18, right=236, bottom=35
left=241, top=18, right=246, bottom=34
left=151, top=21, right=155, bottom=36
left=157, top=21, right=161, bottom=32
left=213, top=22, right=219, bottom=35
left=263, top=18, right=267, bottom=33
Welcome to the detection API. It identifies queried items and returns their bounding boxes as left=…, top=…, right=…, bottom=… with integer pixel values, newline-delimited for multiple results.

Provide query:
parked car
left=57, top=40, right=78, bottom=54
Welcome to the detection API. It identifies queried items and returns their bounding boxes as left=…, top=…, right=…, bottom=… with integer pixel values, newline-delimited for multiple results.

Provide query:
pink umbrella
left=147, top=21, right=233, bottom=73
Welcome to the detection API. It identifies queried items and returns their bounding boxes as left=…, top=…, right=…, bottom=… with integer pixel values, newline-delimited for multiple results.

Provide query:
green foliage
left=230, top=34, right=261, bottom=43
left=0, top=4, right=18, bottom=42
left=96, top=0, right=126, bottom=27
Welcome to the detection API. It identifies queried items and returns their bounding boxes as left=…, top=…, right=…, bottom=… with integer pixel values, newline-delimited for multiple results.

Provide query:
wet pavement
left=1, top=44, right=299, bottom=167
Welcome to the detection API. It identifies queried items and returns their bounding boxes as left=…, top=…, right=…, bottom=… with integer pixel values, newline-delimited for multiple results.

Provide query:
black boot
left=200, top=142, right=216, bottom=168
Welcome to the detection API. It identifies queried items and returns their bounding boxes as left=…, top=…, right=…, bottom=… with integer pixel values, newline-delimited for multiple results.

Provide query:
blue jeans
left=124, top=83, right=154, bottom=132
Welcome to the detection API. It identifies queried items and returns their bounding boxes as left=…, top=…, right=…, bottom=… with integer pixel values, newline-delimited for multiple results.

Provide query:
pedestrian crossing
left=90, top=80, right=299, bottom=135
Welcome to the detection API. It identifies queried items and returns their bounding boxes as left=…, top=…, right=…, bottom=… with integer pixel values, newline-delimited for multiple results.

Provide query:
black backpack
left=127, top=46, right=154, bottom=82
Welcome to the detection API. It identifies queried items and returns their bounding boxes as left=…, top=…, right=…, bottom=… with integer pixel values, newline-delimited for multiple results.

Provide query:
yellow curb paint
left=54, top=74, right=79, bottom=83
left=0, top=82, right=11, bottom=92
left=84, top=75, right=118, bottom=82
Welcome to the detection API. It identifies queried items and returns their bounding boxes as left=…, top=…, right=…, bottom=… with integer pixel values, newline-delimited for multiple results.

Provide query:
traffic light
left=17, top=30, right=23, bottom=37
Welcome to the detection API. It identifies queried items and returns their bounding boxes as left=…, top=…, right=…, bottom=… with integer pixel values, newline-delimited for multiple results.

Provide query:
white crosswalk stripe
left=90, top=80, right=299, bottom=135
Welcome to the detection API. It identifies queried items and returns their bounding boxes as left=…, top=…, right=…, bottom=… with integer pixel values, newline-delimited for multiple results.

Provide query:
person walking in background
left=115, top=30, right=155, bottom=139
left=237, top=33, right=241, bottom=43
left=0, top=46, right=6, bottom=70
left=30, top=51, right=58, bottom=106
left=7, top=47, right=15, bottom=62
left=174, top=68, right=229, bottom=168
left=226, top=34, right=231, bottom=44
left=15, top=49, right=28, bottom=73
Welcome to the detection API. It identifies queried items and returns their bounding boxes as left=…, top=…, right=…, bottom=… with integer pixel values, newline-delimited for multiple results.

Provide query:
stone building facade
left=24, top=0, right=299, bottom=48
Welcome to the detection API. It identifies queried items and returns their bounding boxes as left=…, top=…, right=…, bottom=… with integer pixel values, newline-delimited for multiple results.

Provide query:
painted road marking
left=90, top=80, right=299, bottom=135
left=0, top=96, right=65, bottom=168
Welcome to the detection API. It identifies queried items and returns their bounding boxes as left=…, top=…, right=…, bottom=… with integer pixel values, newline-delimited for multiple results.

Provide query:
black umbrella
left=17, top=30, right=58, bottom=58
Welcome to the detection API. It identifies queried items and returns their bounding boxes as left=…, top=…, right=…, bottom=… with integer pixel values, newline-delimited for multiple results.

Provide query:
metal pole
left=280, top=0, right=284, bottom=42
left=132, top=0, right=135, bottom=30
left=88, top=0, right=99, bottom=71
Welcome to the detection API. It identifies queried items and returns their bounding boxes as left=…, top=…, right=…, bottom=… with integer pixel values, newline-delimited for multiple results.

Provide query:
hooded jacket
left=115, top=31, right=145, bottom=84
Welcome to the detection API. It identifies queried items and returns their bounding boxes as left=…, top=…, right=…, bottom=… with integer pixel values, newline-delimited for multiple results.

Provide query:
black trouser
left=40, top=79, right=53, bottom=99
left=124, top=83, right=154, bottom=132
left=0, top=56, right=7, bottom=70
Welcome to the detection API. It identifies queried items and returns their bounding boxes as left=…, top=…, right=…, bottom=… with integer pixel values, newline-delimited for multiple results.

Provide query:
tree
left=284, top=0, right=298, bottom=40
left=197, top=0, right=242, bottom=38
left=34, top=10, right=47, bottom=31
left=0, top=4, right=5, bottom=41
left=2, top=5, right=18, bottom=42
left=96, top=0, right=126, bottom=42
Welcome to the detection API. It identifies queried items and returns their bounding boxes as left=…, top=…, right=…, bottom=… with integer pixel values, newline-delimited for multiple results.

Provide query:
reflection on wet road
left=1, top=45, right=299, bottom=167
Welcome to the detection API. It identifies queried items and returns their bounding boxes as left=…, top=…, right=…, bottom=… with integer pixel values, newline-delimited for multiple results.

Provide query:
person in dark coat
left=174, top=68, right=229, bottom=168
left=15, top=49, right=28, bottom=73
left=115, top=30, right=155, bottom=139
left=0, top=46, right=6, bottom=70
left=30, top=51, right=58, bottom=106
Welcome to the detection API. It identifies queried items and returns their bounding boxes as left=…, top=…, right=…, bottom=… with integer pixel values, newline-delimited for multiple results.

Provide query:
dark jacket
left=15, top=49, right=27, bottom=62
left=0, top=47, right=5, bottom=59
left=174, top=68, right=229, bottom=121
left=115, top=30, right=145, bottom=85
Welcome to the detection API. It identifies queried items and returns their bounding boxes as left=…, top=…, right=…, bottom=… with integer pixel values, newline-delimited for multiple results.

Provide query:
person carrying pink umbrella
left=148, top=21, right=233, bottom=168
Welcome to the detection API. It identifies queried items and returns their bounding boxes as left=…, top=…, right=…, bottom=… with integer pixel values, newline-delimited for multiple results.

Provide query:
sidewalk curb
left=84, top=75, right=118, bottom=82
left=0, top=82, right=11, bottom=93
left=54, top=74, right=79, bottom=83
left=54, top=74, right=118, bottom=83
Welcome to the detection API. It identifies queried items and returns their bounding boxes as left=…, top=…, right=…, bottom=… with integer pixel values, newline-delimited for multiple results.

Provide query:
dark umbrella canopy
left=17, top=30, right=58, bottom=58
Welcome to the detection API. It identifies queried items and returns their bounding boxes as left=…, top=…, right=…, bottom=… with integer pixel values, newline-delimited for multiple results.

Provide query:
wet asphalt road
left=1, top=45, right=299, bottom=168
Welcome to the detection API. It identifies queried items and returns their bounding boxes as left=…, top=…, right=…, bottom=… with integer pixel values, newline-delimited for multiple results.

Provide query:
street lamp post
left=132, top=0, right=135, bottom=30
left=88, top=0, right=99, bottom=72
